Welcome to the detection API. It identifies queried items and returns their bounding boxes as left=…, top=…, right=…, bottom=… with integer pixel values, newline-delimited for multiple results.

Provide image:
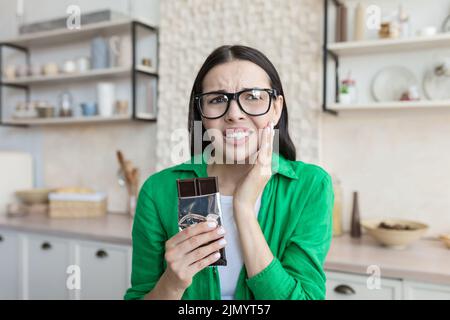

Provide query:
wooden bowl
left=15, top=188, right=53, bottom=205
left=361, top=218, right=429, bottom=249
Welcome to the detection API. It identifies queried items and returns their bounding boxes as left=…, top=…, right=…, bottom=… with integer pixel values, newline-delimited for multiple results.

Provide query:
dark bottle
left=350, top=191, right=361, bottom=238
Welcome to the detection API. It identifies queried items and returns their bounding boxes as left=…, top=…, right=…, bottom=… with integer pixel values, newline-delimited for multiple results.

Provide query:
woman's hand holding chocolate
left=163, top=221, right=226, bottom=291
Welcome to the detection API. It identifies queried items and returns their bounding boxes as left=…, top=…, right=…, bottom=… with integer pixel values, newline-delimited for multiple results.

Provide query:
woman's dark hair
left=188, top=45, right=296, bottom=161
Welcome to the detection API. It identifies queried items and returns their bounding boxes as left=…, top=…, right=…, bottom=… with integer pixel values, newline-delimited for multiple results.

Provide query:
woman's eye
left=210, top=96, right=227, bottom=104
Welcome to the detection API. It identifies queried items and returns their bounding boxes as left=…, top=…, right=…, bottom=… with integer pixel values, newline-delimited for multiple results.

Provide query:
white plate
left=371, top=66, right=419, bottom=102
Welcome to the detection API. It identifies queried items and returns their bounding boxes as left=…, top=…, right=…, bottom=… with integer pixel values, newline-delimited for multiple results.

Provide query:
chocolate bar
left=177, top=177, right=227, bottom=266
left=177, top=178, right=197, bottom=197
left=176, top=177, right=219, bottom=197
left=196, top=177, right=218, bottom=195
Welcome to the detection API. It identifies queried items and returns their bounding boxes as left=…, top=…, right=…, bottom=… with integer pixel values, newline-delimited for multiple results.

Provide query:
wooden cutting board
left=0, top=151, right=33, bottom=215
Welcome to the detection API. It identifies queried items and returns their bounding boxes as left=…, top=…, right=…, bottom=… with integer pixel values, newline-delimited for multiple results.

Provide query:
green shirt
left=124, top=152, right=334, bottom=300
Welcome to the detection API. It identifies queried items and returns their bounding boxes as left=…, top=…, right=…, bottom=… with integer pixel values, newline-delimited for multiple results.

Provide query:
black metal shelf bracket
left=135, top=69, right=158, bottom=77
left=131, top=20, right=159, bottom=121
left=322, top=0, right=340, bottom=116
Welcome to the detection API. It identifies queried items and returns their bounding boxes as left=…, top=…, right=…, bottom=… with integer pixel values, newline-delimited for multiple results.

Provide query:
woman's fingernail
left=214, top=252, right=221, bottom=258
left=218, top=238, right=227, bottom=246
left=208, top=221, right=217, bottom=228
left=217, top=227, right=225, bottom=235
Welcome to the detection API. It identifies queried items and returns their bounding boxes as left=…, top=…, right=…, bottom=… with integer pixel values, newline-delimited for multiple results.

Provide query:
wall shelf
left=1, top=67, right=131, bottom=85
left=0, top=19, right=135, bottom=47
left=328, top=33, right=450, bottom=56
left=328, top=100, right=450, bottom=111
left=135, top=65, right=158, bottom=76
left=3, top=114, right=133, bottom=126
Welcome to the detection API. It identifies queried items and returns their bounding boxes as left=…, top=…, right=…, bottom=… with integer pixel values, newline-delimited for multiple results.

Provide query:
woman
left=124, top=45, right=334, bottom=300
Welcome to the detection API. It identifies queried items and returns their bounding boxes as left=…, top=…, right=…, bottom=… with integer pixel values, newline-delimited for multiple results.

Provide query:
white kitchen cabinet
left=403, top=280, right=450, bottom=300
left=12, top=230, right=132, bottom=300
left=25, top=234, right=72, bottom=300
left=76, top=241, right=131, bottom=300
left=0, top=229, right=19, bottom=299
left=326, top=271, right=403, bottom=300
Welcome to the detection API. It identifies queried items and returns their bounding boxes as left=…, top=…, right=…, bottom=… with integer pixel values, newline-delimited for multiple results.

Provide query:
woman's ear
left=273, top=95, right=283, bottom=126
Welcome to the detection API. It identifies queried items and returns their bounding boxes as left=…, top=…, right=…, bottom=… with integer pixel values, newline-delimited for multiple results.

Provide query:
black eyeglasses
left=194, top=88, right=278, bottom=119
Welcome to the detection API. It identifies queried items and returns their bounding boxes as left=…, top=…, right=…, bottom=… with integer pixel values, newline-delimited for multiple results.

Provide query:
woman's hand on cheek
left=233, top=121, right=274, bottom=213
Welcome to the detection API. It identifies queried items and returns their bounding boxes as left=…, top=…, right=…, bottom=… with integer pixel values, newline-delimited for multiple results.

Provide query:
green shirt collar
left=172, top=152, right=299, bottom=180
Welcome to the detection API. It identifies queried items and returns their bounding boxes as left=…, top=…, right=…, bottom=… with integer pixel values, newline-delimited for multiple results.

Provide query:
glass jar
left=59, top=91, right=73, bottom=117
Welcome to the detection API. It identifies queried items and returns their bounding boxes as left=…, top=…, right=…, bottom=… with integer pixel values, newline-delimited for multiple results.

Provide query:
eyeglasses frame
left=194, top=88, right=278, bottom=119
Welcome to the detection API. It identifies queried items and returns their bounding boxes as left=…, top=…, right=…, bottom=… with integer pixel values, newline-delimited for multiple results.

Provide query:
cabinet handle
left=41, top=242, right=52, bottom=250
left=96, top=249, right=108, bottom=258
left=334, top=284, right=356, bottom=295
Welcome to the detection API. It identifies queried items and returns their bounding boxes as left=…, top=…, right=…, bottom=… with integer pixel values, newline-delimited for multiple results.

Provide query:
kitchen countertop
left=325, top=234, right=450, bottom=286
left=1, top=213, right=449, bottom=285
left=0, top=212, right=133, bottom=245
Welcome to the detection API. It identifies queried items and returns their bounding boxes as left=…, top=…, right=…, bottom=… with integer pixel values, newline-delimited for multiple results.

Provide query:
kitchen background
left=0, top=0, right=449, bottom=300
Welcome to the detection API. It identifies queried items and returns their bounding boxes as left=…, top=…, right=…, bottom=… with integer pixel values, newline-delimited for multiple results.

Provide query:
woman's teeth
left=225, top=131, right=250, bottom=140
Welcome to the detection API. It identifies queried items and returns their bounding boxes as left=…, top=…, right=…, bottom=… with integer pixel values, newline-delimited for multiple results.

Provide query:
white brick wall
left=157, top=0, right=322, bottom=170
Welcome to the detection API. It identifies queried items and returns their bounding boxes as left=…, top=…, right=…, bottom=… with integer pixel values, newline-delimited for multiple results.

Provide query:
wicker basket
left=49, top=192, right=107, bottom=219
